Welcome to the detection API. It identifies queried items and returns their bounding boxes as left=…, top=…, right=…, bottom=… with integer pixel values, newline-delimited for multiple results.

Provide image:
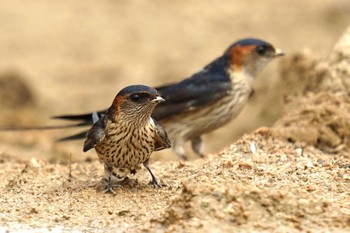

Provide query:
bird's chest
left=214, top=91, right=249, bottom=120
left=95, top=122, right=155, bottom=169
left=193, top=85, right=251, bottom=130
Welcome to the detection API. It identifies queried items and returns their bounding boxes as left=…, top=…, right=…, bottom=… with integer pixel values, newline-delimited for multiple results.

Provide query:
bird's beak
left=151, top=96, right=165, bottom=104
left=274, top=48, right=285, bottom=57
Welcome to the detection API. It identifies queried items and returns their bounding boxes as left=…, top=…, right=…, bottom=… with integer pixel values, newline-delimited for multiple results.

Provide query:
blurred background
left=0, top=0, right=349, bottom=162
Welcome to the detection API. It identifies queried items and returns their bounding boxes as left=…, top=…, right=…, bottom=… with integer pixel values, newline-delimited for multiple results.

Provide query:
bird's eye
left=130, top=94, right=140, bottom=102
left=257, top=45, right=268, bottom=56
left=130, top=93, right=152, bottom=103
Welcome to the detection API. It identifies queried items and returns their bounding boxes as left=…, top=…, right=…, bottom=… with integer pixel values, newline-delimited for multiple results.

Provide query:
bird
left=53, top=38, right=284, bottom=160
left=83, top=85, right=171, bottom=193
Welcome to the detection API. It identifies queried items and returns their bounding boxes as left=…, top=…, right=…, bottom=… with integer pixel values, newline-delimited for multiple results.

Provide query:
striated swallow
left=83, top=85, right=171, bottom=193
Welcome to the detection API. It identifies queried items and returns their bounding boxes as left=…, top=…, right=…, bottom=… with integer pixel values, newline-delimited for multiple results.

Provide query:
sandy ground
left=0, top=0, right=350, bottom=232
left=1, top=130, right=349, bottom=232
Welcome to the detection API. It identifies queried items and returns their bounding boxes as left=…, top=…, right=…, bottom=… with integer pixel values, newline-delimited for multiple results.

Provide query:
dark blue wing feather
left=83, top=118, right=106, bottom=152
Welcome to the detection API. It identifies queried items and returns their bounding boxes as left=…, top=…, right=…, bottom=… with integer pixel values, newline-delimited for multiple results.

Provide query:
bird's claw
left=180, top=155, right=189, bottom=161
left=104, top=185, right=116, bottom=194
left=103, top=177, right=124, bottom=194
left=149, top=178, right=163, bottom=188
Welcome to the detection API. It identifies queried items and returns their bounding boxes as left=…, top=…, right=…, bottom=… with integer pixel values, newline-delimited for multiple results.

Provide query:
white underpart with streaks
left=94, top=117, right=157, bottom=179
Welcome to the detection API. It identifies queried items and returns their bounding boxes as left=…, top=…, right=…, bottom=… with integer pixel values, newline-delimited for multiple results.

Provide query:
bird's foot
left=174, top=146, right=189, bottom=160
left=191, top=137, right=206, bottom=159
left=104, top=181, right=127, bottom=194
left=102, top=176, right=129, bottom=194
left=149, top=177, right=163, bottom=188
left=103, top=182, right=118, bottom=194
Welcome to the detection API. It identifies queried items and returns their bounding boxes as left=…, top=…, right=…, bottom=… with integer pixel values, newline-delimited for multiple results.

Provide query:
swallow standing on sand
left=83, top=85, right=171, bottom=193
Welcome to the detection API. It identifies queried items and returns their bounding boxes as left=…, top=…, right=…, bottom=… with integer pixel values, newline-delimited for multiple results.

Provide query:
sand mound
left=273, top=92, right=350, bottom=153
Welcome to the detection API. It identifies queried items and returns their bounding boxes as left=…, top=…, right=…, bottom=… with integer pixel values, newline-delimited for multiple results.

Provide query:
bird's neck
left=117, top=111, right=154, bottom=129
left=228, top=68, right=254, bottom=90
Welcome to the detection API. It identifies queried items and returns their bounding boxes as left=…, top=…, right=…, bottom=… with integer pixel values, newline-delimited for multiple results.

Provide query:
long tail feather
left=0, top=122, right=88, bottom=131
left=52, top=110, right=106, bottom=123
left=57, top=131, right=87, bottom=141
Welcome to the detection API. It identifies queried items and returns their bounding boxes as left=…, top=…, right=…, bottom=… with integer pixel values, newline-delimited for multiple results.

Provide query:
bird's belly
left=94, top=129, right=154, bottom=171
left=162, top=92, right=250, bottom=145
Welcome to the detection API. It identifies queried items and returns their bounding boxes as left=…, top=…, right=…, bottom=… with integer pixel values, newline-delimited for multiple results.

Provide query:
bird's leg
left=103, top=163, right=116, bottom=194
left=103, top=163, right=121, bottom=194
left=191, top=136, right=205, bottom=158
left=174, top=145, right=188, bottom=160
left=143, top=159, right=162, bottom=188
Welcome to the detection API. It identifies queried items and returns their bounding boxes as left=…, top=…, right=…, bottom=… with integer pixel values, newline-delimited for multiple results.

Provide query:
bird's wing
left=153, top=67, right=232, bottom=120
left=83, top=118, right=107, bottom=152
left=153, top=119, right=171, bottom=151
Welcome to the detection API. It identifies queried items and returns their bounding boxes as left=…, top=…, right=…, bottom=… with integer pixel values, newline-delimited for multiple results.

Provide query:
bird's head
left=109, top=85, right=164, bottom=123
left=224, top=38, right=284, bottom=77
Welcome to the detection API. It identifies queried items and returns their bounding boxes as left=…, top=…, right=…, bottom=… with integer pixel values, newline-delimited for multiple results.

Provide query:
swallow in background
left=54, top=38, right=283, bottom=159
left=83, top=85, right=171, bottom=193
